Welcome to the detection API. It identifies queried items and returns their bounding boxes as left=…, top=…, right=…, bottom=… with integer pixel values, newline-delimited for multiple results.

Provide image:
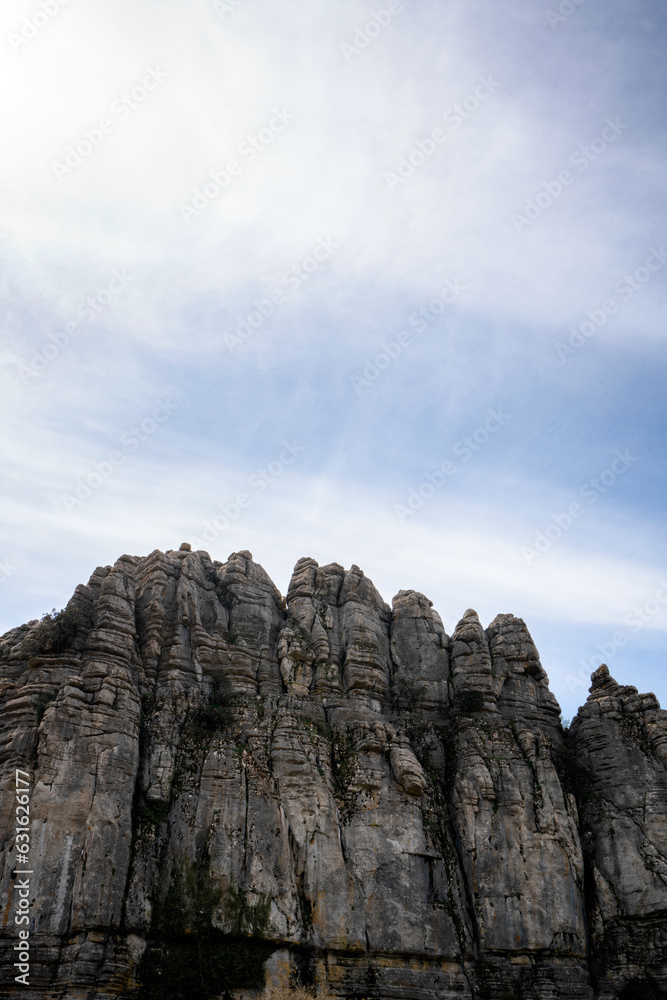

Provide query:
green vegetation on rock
left=183, top=677, right=234, bottom=743
left=34, top=691, right=55, bottom=724
left=136, top=860, right=275, bottom=1000
left=20, top=606, right=84, bottom=658
left=457, top=689, right=485, bottom=714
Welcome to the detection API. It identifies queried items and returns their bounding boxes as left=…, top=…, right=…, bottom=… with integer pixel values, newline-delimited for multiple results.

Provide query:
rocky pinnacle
left=0, top=547, right=665, bottom=1000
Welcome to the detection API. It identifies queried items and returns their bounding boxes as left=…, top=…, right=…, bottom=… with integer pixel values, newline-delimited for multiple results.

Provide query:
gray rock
left=0, top=549, right=664, bottom=1000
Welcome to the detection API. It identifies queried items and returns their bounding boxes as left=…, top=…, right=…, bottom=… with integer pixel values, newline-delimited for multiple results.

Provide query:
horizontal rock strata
left=0, top=547, right=665, bottom=1000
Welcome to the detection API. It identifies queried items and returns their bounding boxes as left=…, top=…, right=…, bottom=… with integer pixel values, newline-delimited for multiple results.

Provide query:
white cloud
left=1, top=0, right=663, bottom=354
left=1, top=0, right=665, bottom=718
left=1, top=450, right=665, bottom=634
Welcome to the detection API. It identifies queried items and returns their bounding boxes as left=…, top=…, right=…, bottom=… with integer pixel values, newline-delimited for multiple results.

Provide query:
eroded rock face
left=0, top=548, right=665, bottom=1000
left=569, top=666, right=667, bottom=998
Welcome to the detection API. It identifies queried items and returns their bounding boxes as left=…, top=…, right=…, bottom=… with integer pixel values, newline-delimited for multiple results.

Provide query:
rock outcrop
left=0, top=547, right=665, bottom=1000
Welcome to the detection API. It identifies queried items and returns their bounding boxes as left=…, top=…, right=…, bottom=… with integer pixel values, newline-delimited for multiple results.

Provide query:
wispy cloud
left=1, top=0, right=665, bottom=718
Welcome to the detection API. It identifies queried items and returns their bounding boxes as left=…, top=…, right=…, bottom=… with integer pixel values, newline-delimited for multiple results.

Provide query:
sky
left=1, top=0, right=666, bottom=719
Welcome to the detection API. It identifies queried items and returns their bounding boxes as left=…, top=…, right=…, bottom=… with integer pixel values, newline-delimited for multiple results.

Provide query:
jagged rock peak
left=0, top=547, right=665, bottom=1000
left=588, top=662, right=621, bottom=696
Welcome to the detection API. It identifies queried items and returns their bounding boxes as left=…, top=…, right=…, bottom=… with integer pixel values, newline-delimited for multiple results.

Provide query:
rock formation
left=0, top=546, right=665, bottom=1000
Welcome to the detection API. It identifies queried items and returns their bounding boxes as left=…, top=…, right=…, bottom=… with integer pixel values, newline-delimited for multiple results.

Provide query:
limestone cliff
left=0, top=546, right=665, bottom=1000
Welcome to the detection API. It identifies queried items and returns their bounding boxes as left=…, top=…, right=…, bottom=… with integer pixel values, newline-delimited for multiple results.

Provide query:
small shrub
left=552, top=740, right=597, bottom=806
left=332, top=732, right=359, bottom=796
left=392, top=673, right=424, bottom=711
left=225, top=885, right=272, bottom=937
left=300, top=715, right=330, bottom=740
left=137, top=800, right=170, bottom=830
left=187, top=702, right=233, bottom=739
left=184, top=677, right=234, bottom=742
left=20, top=607, right=83, bottom=658
left=458, top=689, right=485, bottom=713
left=141, top=691, right=155, bottom=715
left=34, top=692, right=55, bottom=725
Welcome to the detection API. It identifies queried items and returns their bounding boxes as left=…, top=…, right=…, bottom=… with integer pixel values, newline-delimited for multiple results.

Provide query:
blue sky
left=1, top=0, right=666, bottom=718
